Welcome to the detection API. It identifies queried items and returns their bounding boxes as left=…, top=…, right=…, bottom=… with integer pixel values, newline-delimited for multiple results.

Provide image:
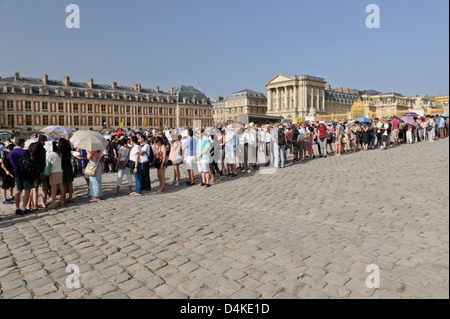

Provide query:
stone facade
left=212, top=89, right=267, bottom=125
left=0, top=73, right=214, bottom=131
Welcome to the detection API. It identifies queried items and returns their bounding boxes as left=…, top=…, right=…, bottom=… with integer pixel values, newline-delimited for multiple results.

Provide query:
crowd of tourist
left=0, top=114, right=448, bottom=217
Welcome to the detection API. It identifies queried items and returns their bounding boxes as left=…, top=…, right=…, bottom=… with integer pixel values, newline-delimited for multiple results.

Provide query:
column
left=303, top=84, right=307, bottom=112
left=284, top=86, right=288, bottom=111
left=322, top=88, right=326, bottom=111
left=267, top=89, right=271, bottom=113
left=317, top=88, right=320, bottom=110
left=311, top=87, right=314, bottom=111
left=294, top=85, right=298, bottom=112
left=276, top=87, right=280, bottom=112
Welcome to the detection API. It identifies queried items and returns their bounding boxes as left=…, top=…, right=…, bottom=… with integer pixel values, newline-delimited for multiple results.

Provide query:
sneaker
left=7, top=197, right=14, bottom=201
left=83, top=191, right=91, bottom=198
left=3, top=200, right=13, bottom=205
left=167, top=181, right=175, bottom=186
left=130, top=192, right=142, bottom=197
left=174, top=181, right=181, bottom=187
left=247, top=170, right=252, bottom=173
left=241, top=170, right=246, bottom=173
left=157, top=188, right=166, bottom=193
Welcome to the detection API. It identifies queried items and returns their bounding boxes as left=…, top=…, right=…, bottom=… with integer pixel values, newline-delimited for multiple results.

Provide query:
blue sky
left=0, top=0, right=448, bottom=99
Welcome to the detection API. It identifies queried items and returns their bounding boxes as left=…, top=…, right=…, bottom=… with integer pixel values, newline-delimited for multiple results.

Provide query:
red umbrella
left=113, top=130, right=126, bottom=136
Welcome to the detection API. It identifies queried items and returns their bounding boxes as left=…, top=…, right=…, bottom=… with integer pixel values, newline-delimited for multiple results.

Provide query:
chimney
left=350, top=89, right=356, bottom=94
left=325, top=85, right=331, bottom=90
left=88, top=78, right=94, bottom=89
left=133, top=83, right=141, bottom=92
left=170, top=87, right=174, bottom=95
left=344, top=88, right=350, bottom=93
left=42, top=74, right=48, bottom=85
left=217, top=97, right=224, bottom=102
left=63, top=76, right=70, bottom=86
left=336, top=87, right=343, bottom=92
left=156, top=86, right=160, bottom=93
left=111, top=81, right=117, bottom=89
left=15, top=72, right=20, bottom=81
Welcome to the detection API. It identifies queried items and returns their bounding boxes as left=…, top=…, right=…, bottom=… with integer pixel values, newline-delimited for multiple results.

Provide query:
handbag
left=117, top=150, right=130, bottom=169
left=85, top=162, right=99, bottom=176
left=126, top=160, right=135, bottom=170
left=43, top=162, right=52, bottom=177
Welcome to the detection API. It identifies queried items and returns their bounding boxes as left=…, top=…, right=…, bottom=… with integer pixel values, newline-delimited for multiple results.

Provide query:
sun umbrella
left=232, top=122, right=245, bottom=129
left=70, top=130, right=108, bottom=152
left=354, top=117, right=372, bottom=123
left=440, top=114, right=449, bottom=118
left=103, top=134, right=112, bottom=140
left=24, top=138, right=38, bottom=150
left=402, top=112, right=420, bottom=118
left=40, top=126, right=73, bottom=139
left=401, top=116, right=416, bottom=126
left=113, top=130, right=126, bottom=136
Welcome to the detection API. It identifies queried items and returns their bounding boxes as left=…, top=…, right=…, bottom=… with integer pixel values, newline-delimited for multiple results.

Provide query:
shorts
left=299, top=141, right=307, bottom=151
left=49, top=172, right=63, bottom=186
left=225, top=152, right=236, bottom=164
left=381, top=134, right=389, bottom=142
left=392, top=129, right=399, bottom=139
left=185, top=156, right=196, bottom=170
left=197, top=159, right=209, bottom=173
left=1, top=174, right=15, bottom=190
left=335, top=135, right=343, bottom=144
left=34, top=172, right=49, bottom=189
left=16, top=177, right=35, bottom=192
left=293, top=143, right=300, bottom=154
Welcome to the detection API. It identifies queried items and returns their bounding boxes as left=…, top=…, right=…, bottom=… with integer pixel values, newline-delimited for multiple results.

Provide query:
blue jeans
left=139, top=161, right=151, bottom=190
left=133, top=166, right=142, bottom=194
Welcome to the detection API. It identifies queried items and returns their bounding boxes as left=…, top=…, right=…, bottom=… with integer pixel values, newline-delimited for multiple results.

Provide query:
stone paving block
left=232, top=289, right=261, bottom=299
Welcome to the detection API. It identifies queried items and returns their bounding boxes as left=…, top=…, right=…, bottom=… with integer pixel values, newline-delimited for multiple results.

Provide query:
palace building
left=0, top=72, right=214, bottom=131
left=266, top=73, right=448, bottom=121
left=212, top=89, right=278, bottom=125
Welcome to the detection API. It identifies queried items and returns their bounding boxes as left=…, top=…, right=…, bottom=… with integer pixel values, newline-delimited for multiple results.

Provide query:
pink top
left=87, top=150, right=101, bottom=161
left=391, top=118, right=399, bottom=130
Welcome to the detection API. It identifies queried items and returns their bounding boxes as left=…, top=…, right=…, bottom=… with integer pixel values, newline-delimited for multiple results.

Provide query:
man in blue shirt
left=182, top=129, right=197, bottom=185
left=9, top=138, right=33, bottom=215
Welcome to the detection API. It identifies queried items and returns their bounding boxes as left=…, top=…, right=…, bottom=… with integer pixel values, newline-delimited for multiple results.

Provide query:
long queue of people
left=0, top=114, right=448, bottom=218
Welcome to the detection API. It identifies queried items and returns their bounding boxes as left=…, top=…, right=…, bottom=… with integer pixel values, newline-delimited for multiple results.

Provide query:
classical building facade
left=265, top=74, right=359, bottom=121
left=266, top=73, right=448, bottom=121
left=212, top=89, right=268, bottom=125
left=0, top=72, right=214, bottom=131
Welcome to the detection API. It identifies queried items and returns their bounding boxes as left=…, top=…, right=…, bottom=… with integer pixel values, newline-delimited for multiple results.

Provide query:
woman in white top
left=129, top=136, right=142, bottom=196
left=115, top=138, right=132, bottom=194
left=46, top=141, right=66, bottom=209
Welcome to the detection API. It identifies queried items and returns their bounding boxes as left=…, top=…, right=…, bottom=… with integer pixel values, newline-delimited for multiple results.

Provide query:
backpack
left=278, top=129, right=286, bottom=145
left=18, top=153, right=41, bottom=181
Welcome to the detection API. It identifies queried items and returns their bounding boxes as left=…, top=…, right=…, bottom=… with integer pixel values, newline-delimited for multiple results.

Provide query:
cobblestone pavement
left=0, top=140, right=448, bottom=299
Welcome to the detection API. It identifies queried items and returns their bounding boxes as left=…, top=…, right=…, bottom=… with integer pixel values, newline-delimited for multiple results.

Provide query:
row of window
left=228, top=99, right=267, bottom=107
left=4, top=100, right=211, bottom=116
left=2, top=85, right=209, bottom=105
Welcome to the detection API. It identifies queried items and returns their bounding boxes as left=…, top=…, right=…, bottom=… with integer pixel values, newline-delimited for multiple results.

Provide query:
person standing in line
left=168, top=135, right=182, bottom=187
left=155, top=136, right=168, bottom=193
left=391, top=116, right=400, bottom=145
left=0, top=144, right=15, bottom=205
left=115, top=138, right=133, bottom=194
left=46, top=141, right=66, bottom=209
left=380, top=119, right=390, bottom=149
left=209, top=131, right=222, bottom=183
left=334, top=121, right=345, bottom=156
left=58, top=138, right=74, bottom=205
left=129, top=136, right=142, bottom=197
left=139, top=135, right=151, bottom=192
left=225, top=125, right=237, bottom=177
left=196, top=128, right=211, bottom=188
left=86, top=148, right=102, bottom=203
left=183, top=128, right=197, bottom=185
left=316, top=122, right=328, bottom=158
left=9, top=139, right=34, bottom=215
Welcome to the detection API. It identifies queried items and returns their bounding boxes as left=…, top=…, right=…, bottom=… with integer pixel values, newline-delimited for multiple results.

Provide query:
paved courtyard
left=0, top=140, right=448, bottom=299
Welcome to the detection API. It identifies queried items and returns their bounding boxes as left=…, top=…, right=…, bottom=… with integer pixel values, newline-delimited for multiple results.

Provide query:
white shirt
left=129, top=145, right=141, bottom=164
left=46, top=151, right=62, bottom=173
left=140, top=144, right=150, bottom=163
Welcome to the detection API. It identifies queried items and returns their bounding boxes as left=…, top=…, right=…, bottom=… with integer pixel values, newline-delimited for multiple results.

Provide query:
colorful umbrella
left=113, top=130, right=126, bottom=136
left=354, top=117, right=372, bottom=123
left=440, top=114, right=449, bottom=118
left=40, top=126, right=73, bottom=139
left=401, top=116, right=416, bottom=126
left=402, top=112, right=420, bottom=118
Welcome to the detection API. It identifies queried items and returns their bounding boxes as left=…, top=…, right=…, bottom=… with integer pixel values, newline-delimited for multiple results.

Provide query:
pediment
left=266, top=74, right=294, bottom=86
